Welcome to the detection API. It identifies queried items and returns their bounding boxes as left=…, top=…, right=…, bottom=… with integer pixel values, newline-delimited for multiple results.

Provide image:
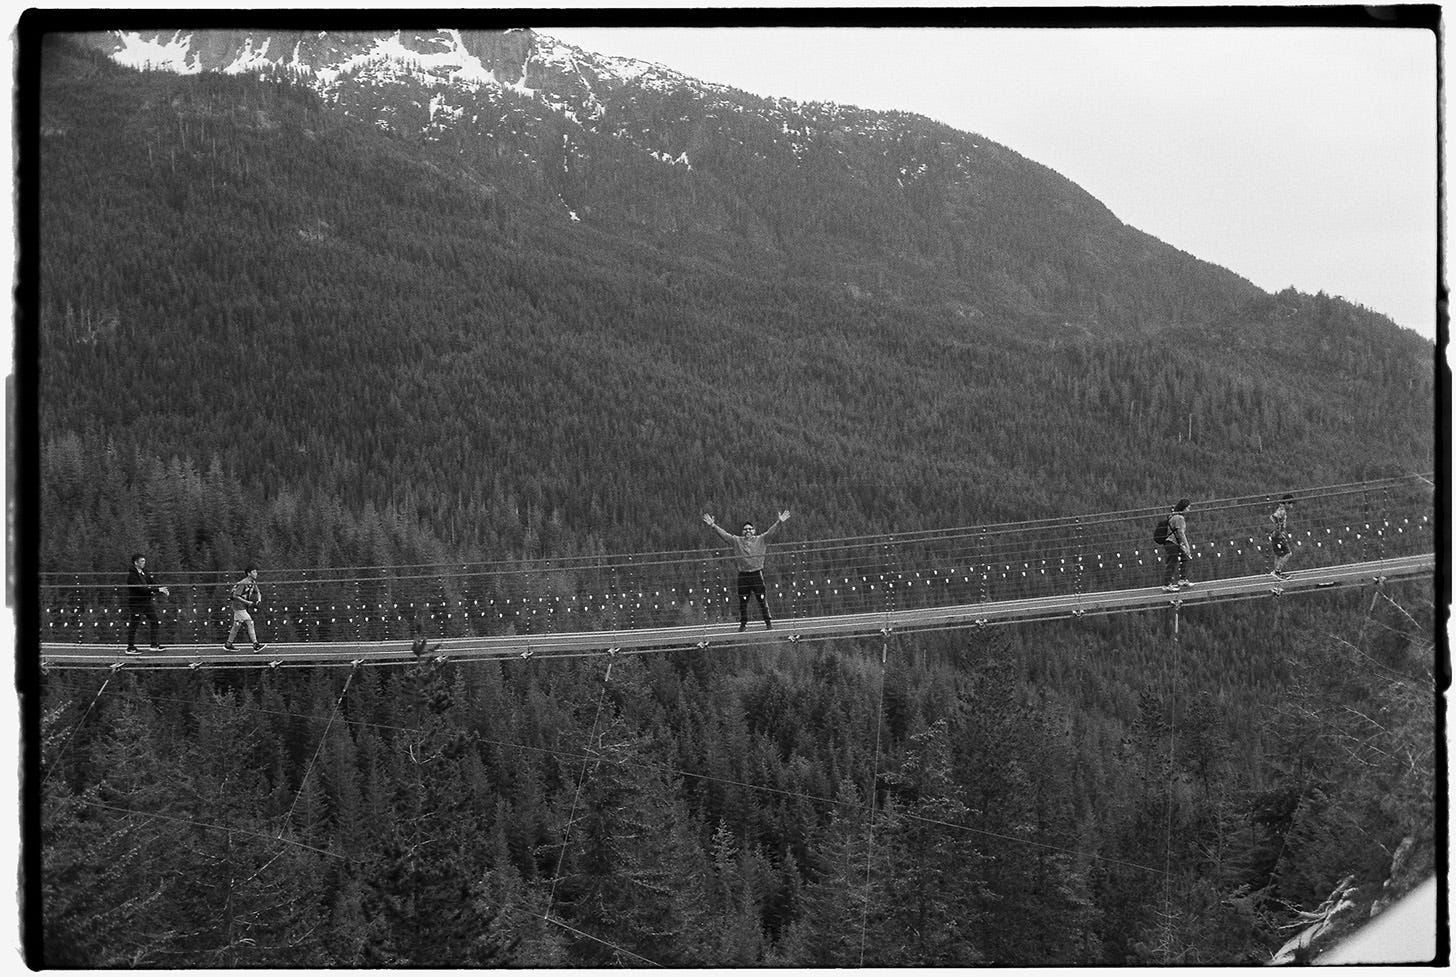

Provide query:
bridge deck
left=38, top=553, right=1434, bottom=669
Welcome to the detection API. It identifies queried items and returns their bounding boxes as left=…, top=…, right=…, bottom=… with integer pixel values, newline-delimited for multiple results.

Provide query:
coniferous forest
left=27, top=34, right=1441, bottom=966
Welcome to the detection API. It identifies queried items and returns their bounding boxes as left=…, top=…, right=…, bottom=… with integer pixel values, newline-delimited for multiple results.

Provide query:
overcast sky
left=545, top=25, right=1438, bottom=341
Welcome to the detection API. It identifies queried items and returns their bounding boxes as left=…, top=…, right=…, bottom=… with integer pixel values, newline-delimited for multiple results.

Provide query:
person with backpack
left=125, top=552, right=170, bottom=654
left=1158, top=498, right=1194, bottom=592
left=1268, top=493, right=1296, bottom=578
left=703, top=509, right=791, bottom=630
left=224, top=564, right=268, bottom=652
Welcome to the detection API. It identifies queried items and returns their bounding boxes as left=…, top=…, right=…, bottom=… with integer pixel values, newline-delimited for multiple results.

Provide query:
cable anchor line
left=858, top=627, right=892, bottom=966
left=280, top=661, right=359, bottom=840
left=547, top=657, right=615, bottom=926
left=40, top=672, right=115, bottom=788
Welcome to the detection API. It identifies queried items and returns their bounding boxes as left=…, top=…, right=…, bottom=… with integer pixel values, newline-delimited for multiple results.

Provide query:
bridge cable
left=547, top=656, right=614, bottom=924
left=281, top=661, right=359, bottom=837
left=529, top=909, right=662, bottom=968
left=1161, top=599, right=1181, bottom=962
left=858, top=628, right=890, bottom=966
left=39, top=672, right=114, bottom=788
left=80, top=799, right=346, bottom=860
left=40, top=474, right=1431, bottom=584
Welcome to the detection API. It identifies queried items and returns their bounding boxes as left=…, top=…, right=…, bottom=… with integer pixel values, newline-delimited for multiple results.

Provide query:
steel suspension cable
left=80, top=799, right=346, bottom=861
left=858, top=632, right=890, bottom=966
left=1162, top=599, right=1181, bottom=963
left=40, top=474, right=1433, bottom=584
left=547, top=655, right=615, bottom=921
left=280, top=661, right=359, bottom=834
left=39, top=670, right=114, bottom=787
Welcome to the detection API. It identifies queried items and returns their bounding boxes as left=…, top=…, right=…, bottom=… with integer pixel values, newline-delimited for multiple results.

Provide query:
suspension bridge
left=34, top=473, right=1441, bottom=968
left=36, top=475, right=1436, bottom=670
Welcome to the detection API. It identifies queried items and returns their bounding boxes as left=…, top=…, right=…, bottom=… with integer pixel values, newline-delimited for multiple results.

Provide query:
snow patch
left=535, top=32, right=652, bottom=82
left=647, top=150, right=692, bottom=169
left=112, top=30, right=201, bottom=74
left=429, top=92, right=464, bottom=123
left=313, top=29, right=521, bottom=93
left=224, top=36, right=276, bottom=75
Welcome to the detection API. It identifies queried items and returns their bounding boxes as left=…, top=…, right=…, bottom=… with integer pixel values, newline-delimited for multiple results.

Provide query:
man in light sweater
left=703, top=509, right=791, bottom=631
left=225, top=564, right=268, bottom=652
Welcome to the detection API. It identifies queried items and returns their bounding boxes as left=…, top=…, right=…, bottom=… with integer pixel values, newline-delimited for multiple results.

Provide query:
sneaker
left=124, top=645, right=142, bottom=655
left=252, top=642, right=266, bottom=653
left=1179, top=580, right=1195, bottom=588
left=1163, top=584, right=1182, bottom=593
left=1276, top=570, right=1291, bottom=579
left=764, top=621, right=773, bottom=630
left=738, top=622, right=747, bottom=632
left=150, top=644, right=165, bottom=651
left=224, top=643, right=236, bottom=651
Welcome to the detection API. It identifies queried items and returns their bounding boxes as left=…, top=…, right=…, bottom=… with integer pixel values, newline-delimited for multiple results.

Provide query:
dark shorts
left=1271, top=532, right=1290, bottom=556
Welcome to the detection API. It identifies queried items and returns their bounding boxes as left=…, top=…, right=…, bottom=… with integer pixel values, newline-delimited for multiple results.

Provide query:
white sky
left=546, top=25, right=1439, bottom=341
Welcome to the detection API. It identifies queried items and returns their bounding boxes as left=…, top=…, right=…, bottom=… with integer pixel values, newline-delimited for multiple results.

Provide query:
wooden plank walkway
left=38, top=553, right=1435, bottom=670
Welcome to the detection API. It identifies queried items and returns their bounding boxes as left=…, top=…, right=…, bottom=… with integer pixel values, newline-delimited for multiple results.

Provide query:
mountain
left=36, top=28, right=1433, bottom=570
left=74, top=27, right=1273, bottom=328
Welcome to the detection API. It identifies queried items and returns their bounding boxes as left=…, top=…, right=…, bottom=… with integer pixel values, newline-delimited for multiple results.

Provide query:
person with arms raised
left=703, top=509, right=791, bottom=631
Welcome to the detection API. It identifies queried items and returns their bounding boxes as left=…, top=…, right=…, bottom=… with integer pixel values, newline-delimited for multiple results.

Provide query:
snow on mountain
left=77, top=26, right=802, bottom=182
left=108, top=29, right=204, bottom=74
left=75, top=26, right=1027, bottom=214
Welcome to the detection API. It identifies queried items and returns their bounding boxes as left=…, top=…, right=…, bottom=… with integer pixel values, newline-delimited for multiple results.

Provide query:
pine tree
left=42, top=683, right=186, bottom=966
left=549, top=711, right=708, bottom=966
left=874, top=718, right=988, bottom=965
left=775, top=778, right=877, bottom=967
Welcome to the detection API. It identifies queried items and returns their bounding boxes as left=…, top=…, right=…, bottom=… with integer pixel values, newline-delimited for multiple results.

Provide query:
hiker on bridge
left=1269, top=493, right=1296, bottom=578
left=225, top=564, right=268, bottom=653
left=1161, top=499, right=1194, bottom=592
left=125, top=552, right=169, bottom=654
left=704, top=509, right=791, bottom=631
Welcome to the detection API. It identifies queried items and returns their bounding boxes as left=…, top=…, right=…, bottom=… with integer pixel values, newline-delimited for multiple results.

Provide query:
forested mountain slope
left=35, top=33, right=1432, bottom=572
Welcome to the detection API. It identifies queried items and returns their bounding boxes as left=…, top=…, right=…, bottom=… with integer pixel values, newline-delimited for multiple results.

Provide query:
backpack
left=1153, top=516, right=1172, bottom=545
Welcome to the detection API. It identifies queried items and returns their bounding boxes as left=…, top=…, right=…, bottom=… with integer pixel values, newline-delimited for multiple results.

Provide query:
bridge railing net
left=38, top=475, right=1433, bottom=647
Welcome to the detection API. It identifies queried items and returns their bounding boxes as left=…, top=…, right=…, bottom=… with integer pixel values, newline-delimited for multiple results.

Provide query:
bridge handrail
left=36, top=473, right=1433, bottom=585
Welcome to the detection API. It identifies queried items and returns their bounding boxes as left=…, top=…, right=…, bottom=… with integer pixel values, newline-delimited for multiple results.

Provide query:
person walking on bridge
left=1162, top=498, right=1194, bottom=592
left=1269, top=493, right=1296, bottom=578
left=225, top=565, right=268, bottom=652
left=703, top=509, right=791, bottom=630
left=124, top=552, right=169, bottom=654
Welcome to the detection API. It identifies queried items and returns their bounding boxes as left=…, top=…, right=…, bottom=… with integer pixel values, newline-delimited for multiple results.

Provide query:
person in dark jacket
left=125, top=553, right=169, bottom=654
left=703, top=509, right=791, bottom=630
